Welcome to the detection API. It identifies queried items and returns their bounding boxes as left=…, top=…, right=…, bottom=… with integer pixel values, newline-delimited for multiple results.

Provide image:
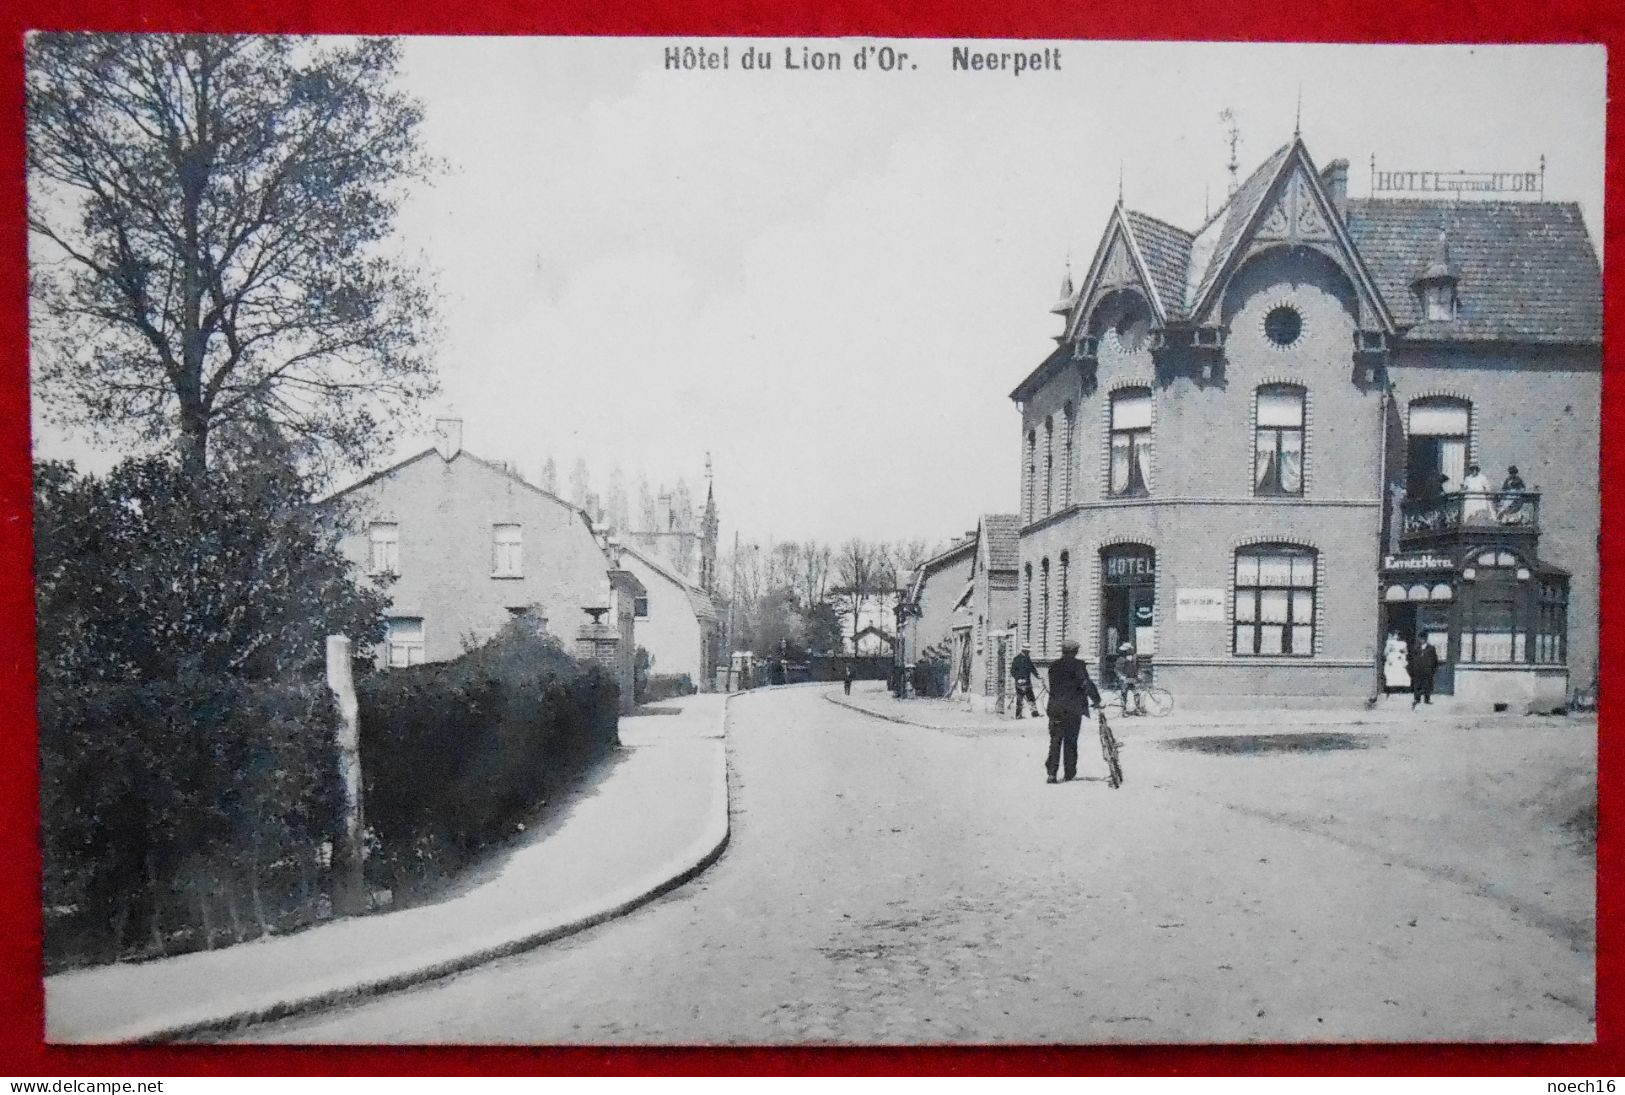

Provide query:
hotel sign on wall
left=1370, top=158, right=1545, bottom=198
left=1175, top=588, right=1226, bottom=622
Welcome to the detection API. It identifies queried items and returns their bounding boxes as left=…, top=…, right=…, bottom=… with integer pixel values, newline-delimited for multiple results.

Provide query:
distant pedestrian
left=1045, top=639, right=1102, bottom=783
left=1011, top=642, right=1040, bottom=718
left=844, top=664, right=854, bottom=695
left=1408, top=634, right=1440, bottom=707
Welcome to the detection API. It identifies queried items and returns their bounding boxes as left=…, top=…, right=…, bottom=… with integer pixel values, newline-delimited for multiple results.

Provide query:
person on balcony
left=1497, top=465, right=1528, bottom=524
left=1461, top=462, right=1494, bottom=523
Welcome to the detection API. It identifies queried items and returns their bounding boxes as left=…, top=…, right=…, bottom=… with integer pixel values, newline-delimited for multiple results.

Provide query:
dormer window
left=1413, top=227, right=1461, bottom=324
left=1422, top=281, right=1457, bottom=323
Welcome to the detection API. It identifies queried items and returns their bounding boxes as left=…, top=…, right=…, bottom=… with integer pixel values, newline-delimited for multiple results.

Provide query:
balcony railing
left=1399, top=490, right=1540, bottom=546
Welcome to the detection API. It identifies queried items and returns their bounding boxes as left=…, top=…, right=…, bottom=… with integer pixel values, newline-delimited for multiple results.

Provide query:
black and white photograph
left=27, top=35, right=1603, bottom=1046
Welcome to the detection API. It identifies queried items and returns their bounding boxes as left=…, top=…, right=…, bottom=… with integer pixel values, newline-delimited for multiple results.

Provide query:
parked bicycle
left=1100, top=681, right=1174, bottom=718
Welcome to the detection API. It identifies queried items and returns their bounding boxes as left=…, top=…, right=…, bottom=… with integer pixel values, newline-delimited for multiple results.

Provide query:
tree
left=27, top=34, right=440, bottom=479
left=604, top=466, right=630, bottom=533
left=569, top=458, right=591, bottom=512
left=835, top=538, right=886, bottom=650
left=636, top=478, right=658, bottom=546
left=539, top=456, right=558, bottom=494
left=794, top=540, right=833, bottom=609
left=34, top=426, right=390, bottom=686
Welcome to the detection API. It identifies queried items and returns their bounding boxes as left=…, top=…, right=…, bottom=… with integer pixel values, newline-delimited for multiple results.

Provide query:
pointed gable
left=1185, top=140, right=1395, bottom=333
left=1066, top=205, right=1174, bottom=337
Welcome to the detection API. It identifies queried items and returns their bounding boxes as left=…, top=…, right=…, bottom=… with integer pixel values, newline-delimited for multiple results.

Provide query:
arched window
left=1025, top=429, right=1037, bottom=522
left=1109, top=388, right=1152, bottom=497
left=1058, top=552, right=1071, bottom=645
left=1022, top=562, right=1033, bottom=645
left=1255, top=385, right=1306, bottom=495
left=1062, top=402, right=1076, bottom=507
left=1039, top=557, right=1052, bottom=657
left=1234, top=544, right=1317, bottom=657
left=1043, top=416, right=1055, bottom=516
left=1407, top=397, right=1471, bottom=497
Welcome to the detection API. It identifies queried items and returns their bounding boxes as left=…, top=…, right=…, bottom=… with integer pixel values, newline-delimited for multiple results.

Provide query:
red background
left=0, top=0, right=1618, bottom=1077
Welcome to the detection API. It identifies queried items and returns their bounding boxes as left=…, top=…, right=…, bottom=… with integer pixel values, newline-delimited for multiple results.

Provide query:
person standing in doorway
left=1113, top=641, right=1142, bottom=715
left=1408, top=633, right=1440, bottom=707
left=1045, top=639, right=1103, bottom=783
left=1011, top=642, right=1040, bottom=718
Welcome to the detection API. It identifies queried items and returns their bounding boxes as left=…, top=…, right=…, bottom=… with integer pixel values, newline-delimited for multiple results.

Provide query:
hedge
left=356, top=621, right=620, bottom=895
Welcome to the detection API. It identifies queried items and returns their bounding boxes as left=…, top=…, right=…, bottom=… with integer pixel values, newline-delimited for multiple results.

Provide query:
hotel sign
left=1372, top=168, right=1542, bottom=197
left=1383, top=552, right=1454, bottom=572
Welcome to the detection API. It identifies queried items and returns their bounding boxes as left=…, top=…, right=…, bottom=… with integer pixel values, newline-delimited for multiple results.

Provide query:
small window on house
left=1422, top=283, right=1457, bottom=323
left=634, top=596, right=650, bottom=618
left=368, top=522, right=399, bottom=575
left=1264, top=305, right=1303, bottom=348
left=1255, top=386, right=1305, bottom=496
left=1109, top=389, right=1152, bottom=497
left=386, top=617, right=425, bottom=668
left=492, top=523, right=523, bottom=577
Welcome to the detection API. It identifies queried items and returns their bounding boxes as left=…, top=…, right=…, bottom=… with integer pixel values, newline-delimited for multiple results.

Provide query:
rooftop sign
left=1369, top=157, right=1545, bottom=199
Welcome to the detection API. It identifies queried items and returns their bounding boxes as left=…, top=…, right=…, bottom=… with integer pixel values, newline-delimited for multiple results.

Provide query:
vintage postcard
left=26, top=35, right=1602, bottom=1046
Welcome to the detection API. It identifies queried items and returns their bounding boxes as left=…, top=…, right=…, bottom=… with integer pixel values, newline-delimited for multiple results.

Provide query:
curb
left=87, top=695, right=735, bottom=1044
left=824, top=687, right=1556, bottom=738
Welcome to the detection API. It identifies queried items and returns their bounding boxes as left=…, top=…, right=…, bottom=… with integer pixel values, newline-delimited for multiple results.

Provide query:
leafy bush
left=357, top=618, right=619, bottom=894
left=40, top=673, right=343, bottom=969
left=640, top=673, right=696, bottom=703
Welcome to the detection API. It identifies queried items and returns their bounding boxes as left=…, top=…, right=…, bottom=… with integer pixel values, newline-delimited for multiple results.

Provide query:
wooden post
left=325, top=635, right=367, bottom=915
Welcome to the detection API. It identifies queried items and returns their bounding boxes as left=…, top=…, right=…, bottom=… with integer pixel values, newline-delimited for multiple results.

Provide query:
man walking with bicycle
left=1045, top=639, right=1103, bottom=783
left=1010, top=642, right=1041, bottom=719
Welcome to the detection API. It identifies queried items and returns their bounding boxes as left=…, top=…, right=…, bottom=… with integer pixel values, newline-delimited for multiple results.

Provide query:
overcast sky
left=33, top=39, right=1605, bottom=549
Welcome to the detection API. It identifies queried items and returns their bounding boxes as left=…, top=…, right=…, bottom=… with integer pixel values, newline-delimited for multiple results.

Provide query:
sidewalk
left=826, top=682, right=1558, bottom=739
left=45, top=693, right=731, bottom=1043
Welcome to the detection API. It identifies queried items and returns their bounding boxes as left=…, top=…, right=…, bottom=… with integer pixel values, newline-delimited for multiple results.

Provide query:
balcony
left=1399, top=490, right=1540, bottom=550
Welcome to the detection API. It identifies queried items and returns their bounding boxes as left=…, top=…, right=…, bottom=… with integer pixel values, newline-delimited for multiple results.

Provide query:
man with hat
left=1045, top=638, right=1103, bottom=783
left=1010, top=641, right=1040, bottom=718
left=1113, top=641, right=1141, bottom=716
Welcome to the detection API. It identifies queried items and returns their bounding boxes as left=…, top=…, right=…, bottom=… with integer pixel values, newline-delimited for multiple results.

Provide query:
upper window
left=386, top=617, right=425, bottom=668
left=1407, top=397, right=1471, bottom=497
left=1234, top=545, right=1317, bottom=657
left=1254, top=385, right=1305, bottom=496
left=1264, top=305, right=1303, bottom=348
left=1025, top=429, right=1037, bottom=523
left=1043, top=416, right=1055, bottom=516
left=1061, top=402, right=1076, bottom=507
left=1422, top=283, right=1457, bottom=323
left=634, top=595, right=650, bottom=619
left=492, top=523, right=523, bottom=577
left=368, top=522, right=399, bottom=575
left=1109, top=389, right=1152, bottom=498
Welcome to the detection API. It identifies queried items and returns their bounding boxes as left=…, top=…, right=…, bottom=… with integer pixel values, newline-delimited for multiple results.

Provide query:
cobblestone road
left=237, top=685, right=1594, bottom=1044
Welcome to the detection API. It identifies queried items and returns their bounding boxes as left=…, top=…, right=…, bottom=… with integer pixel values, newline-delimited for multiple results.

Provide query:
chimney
left=1321, top=158, right=1349, bottom=221
left=434, top=416, right=463, bottom=461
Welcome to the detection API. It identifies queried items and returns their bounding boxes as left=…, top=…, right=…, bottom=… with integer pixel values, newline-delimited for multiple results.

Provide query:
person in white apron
left=1383, top=631, right=1411, bottom=691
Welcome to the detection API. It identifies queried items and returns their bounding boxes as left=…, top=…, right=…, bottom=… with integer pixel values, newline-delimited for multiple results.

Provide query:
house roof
left=1016, top=140, right=1600, bottom=399
left=1122, top=209, right=1195, bottom=318
left=619, top=543, right=718, bottom=621
left=323, top=447, right=593, bottom=530
left=980, top=514, right=1020, bottom=571
left=1345, top=198, right=1602, bottom=344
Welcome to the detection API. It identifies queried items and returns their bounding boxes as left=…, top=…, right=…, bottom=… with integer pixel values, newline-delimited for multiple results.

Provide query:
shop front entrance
left=1101, top=544, right=1155, bottom=684
left=1380, top=553, right=1457, bottom=695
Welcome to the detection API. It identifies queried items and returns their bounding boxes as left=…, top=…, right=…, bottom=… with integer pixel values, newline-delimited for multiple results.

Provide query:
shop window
left=1058, top=552, right=1071, bottom=645
left=1461, top=552, right=1531, bottom=664
left=1109, top=389, right=1152, bottom=497
left=1537, top=580, right=1569, bottom=665
left=1039, top=557, right=1051, bottom=657
left=386, top=617, right=425, bottom=668
left=1022, top=563, right=1033, bottom=644
left=492, top=523, right=523, bottom=577
left=1234, top=545, right=1317, bottom=657
left=1254, top=385, right=1305, bottom=496
left=368, top=522, right=399, bottom=575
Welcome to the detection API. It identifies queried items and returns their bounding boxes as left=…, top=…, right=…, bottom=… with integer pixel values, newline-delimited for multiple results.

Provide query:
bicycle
left=1097, top=711, right=1124, bottom=789
left=1099, top=680, right=1174, bottom=718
